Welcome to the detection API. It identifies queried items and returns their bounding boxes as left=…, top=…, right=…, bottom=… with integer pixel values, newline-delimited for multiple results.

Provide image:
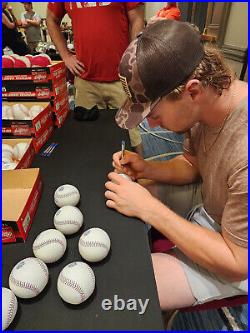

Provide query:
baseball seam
left=55, top=191, right=79, bottom=198
left=59, top=273, right=86, bottom=303
left=6, top=292, right=16, bottom=330
left=9, top=275, right=40, bottom=296
left=33, top=238, right=66, bottom=252
left=55, top=220, right=80, bottom=226
left=34, top=258, right=49, bottom=279
left=79, top=240, right=109, bottom=251
left=86, top=266, right=95, bottom=287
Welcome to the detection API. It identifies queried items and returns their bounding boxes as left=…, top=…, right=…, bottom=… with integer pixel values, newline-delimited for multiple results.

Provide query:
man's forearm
left=27, top=19, right=40, bottom=27
left=46, top=11, right=70, bottom=59
left=128, top=5, right=145, bottom=41
left=142, top=155, right=200, bottom=185
left=142, top=199, right=247, bottom=281
left=130, top=19, right=144, bottom=41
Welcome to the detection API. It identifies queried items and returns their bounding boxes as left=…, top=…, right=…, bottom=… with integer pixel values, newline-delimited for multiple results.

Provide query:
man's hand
left=63, top=53, right=85, bottom=76
left=112, top=150, right=147, bottom=180
left=22, top=20, right=30, bottom=27
left=105, top=172, right=155, bottom=218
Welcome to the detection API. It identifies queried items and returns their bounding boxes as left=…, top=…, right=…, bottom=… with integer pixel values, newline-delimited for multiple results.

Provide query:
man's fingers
left=105, top=180, right=120, bottom=192
left=104, top=190, right=117, bottom=201
left=72, top=66, right=83, bottom=77
left=106, top=199, right=116, bottom=209
left=76, top=60, right=85, bottom=69
left=107, top=172, right=124, bottom=185
left=75, top=62, right=85, bottom=72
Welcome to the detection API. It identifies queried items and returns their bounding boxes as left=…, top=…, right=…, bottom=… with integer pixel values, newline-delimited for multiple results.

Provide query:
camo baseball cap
left=116, top=20, right=204, bottom=129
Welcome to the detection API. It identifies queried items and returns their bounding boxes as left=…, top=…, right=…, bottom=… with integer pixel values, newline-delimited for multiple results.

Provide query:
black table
left=2, top=111, right=164, bottom=330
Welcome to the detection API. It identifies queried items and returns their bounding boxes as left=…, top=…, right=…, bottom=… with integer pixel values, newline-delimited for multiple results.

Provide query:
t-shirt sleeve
left=126, top=2, right=144, bottom=11
left=47, top=2, right=66, bottom=20
left=222, top=162, right=248, bottom=247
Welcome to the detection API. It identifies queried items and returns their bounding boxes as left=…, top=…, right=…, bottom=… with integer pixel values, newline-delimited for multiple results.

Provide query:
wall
left=9, top=2, right=170, bottom=23
left=8, top=2, right=71, bottom=22
left=224, top=2, right=248, bottom=49
left=222, top=2, right=248, bottom=80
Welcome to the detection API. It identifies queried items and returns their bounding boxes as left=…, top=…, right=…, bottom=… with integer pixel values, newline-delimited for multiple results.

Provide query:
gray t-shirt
left=21, top=11, right=41, bottom=43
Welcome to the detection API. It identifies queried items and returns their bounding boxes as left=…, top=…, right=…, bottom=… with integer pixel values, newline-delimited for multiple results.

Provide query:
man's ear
left=185, top=79, right=203, bottom=101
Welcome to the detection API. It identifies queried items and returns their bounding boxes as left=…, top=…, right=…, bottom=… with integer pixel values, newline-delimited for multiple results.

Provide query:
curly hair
left=168, top=45, right=235, bottom=99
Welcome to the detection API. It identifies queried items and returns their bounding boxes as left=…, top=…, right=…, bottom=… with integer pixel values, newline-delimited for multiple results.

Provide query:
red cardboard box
left=2, top=168, right=42, bottom=243
left=51, top=89, right=69, bottom=113
left=2, top=77, right=67, bottom=101
left=2, top=61, right=66, bottom=83
left=2, top=138, right=35, bottom=169
left=54, top=103, right=70, bottom=128
left=32, top=120, right=54, bottom=152
left=2, top=102, right=52, bottom=137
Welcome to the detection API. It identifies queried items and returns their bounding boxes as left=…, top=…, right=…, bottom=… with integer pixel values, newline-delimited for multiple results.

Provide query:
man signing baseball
left=105, top=20, right=248, bottom=310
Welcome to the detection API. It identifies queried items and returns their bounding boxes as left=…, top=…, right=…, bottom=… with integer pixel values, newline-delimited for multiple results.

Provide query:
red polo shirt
left=47, top=2, right=143, bottom=82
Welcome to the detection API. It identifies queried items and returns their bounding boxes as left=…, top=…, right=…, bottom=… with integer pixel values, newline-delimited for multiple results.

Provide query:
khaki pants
left=74, top=77, right=142, bottom=147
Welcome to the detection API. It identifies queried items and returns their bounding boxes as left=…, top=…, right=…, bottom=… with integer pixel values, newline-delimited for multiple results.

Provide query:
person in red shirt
left=46, top=2, right=144, bottom=154
left=148, top=2, right=181, bottom=26
left=157, top=2, right=181, bottom=20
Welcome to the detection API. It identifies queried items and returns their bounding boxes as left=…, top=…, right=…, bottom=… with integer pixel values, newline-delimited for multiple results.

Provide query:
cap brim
left=115, top=98, right=151, bottom=130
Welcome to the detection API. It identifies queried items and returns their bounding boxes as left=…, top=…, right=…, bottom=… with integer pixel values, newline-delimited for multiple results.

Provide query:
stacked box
left=2, top=101, right=54, bottom=152
left=50, top=88, right=70, bottom=127
left=2, top=138, right=35, bottom=169
left=2, top=168, right=42, bottom=243
left=2, top=61, right=70, bottom=127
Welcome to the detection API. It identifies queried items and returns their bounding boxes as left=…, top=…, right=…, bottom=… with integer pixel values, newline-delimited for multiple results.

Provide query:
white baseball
left=2, top=144, right=13, bottom=160
left=30, top=105, right=43, bottom=113
left=2, top=156, right=13, bottom=164
left=54, top=206, right=84, bottom=235
left=78, top=228, right=111, bottom=262
left=118, top=173, right=132, bottom=181
left=2, top=287, right=18, bottom=331
left=9, top=257, right=49, bottom=299
left=33, top=229, right=67, bottom=263
left=6, top=107, right=14, bottom=120
left=54, top=184, right=80, bottom=207
left=13, top=142, right=29, bottom=161
left=12, top=104, right=29, bottom=120
left=2, top=162, right=17, bottom=170
left=57, top=262, right=95, bottom=305
left=2, top=105, right=13, bottom=119
left=29, top=105, right=43, bottom=119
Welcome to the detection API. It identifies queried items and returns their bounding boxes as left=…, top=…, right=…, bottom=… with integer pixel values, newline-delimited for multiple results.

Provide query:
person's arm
left=127, top=4, right=145, bottom=41
left=26, top=19, right=40, bottom=27
left=2, top=12, right=15, bottom=29
left=105, top=173, right=248, bottom=282
left=113, top=150, right=200, bottom=184
left=46, top=8, right=84, bottom=76
left=26, top=13, right=41, bottom=27
left=143, top=153, right=200, bottom=184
